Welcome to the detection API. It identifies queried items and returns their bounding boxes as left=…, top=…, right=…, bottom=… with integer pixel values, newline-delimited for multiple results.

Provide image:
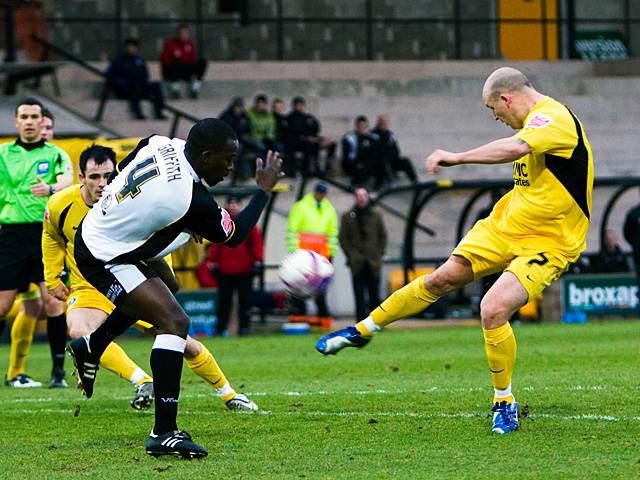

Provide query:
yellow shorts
left=66, top=287, right=154, bottom=333
left=453, top=220, right=571, bottom=300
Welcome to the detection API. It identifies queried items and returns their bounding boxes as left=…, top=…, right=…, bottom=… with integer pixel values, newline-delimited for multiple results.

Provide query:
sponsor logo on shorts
left=37, top=161, right=50, bottom=174
left=68, top=296, right=77, bottom=307
left=106, top=280, right=124, bottom=302
left=44, top=207, right=50, bottom=222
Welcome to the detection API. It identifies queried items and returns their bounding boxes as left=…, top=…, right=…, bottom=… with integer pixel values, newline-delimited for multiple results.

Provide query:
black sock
left=0, top=319, right=5, bottom=338
left=47, top=314, right=67, bottom=371
left=88, top=309, right=137, bottom=359
left=150, top=335, right=186, bottom=435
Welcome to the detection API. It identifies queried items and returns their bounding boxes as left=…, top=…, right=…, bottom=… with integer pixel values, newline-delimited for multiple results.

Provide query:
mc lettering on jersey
left=513, top=161, right=528, bottom=177
left=512, top=161, right=530, bottom=186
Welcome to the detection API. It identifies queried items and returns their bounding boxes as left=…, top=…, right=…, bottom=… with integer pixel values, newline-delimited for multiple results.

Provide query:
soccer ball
left=278, top=249, right=334, bottom=299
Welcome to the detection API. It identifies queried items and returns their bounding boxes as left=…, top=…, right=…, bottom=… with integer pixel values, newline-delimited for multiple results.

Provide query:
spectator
left=341, top=115, right=377, bottom=187
left=623, top=192, right=640, bottom=302
left=271, top=97, right=288, bottom=151
left=286, top=182, right=338, bottom=320
left=247, top=93, right=277, bottom=160
left=372, top=114, right=418, bottom=186
left=203, top=196, right=264, bottom=336
left=160, top=24, right=207, bottom=99
left=591, top=229, right=629, bottom=273
left=284, top=96, right=335, bottom=178
left=219, top=97, right=254, bottom=181
left=106, top=38, right=166, bottom=120
left=339, top=187, right=387, bottom=321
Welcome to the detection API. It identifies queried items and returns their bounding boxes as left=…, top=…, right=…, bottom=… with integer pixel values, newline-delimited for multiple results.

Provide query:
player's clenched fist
left=255, top=150, right=284, bottom=193
left=426, top=149, right=459, bottom=174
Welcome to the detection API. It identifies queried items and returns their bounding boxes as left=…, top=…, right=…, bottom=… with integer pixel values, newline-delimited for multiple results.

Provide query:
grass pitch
left=0, top=320, right=638, bottom=479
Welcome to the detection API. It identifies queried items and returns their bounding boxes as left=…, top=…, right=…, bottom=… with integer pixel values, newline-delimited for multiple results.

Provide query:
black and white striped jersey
left=80, top=135, right=235, bottom=264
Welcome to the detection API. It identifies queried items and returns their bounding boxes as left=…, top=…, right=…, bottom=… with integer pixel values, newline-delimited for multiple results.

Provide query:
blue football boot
left=491, top=400, right=519, bottom=434
left=315, top=326, right=371, bottom=355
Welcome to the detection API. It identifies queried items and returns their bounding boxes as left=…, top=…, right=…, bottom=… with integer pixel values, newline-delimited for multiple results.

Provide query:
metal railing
left=31, top=35, right=201, bottom=138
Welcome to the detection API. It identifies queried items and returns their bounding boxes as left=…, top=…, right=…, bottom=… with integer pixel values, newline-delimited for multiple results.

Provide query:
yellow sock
left=7, top=310, right=38, bottom=379
left=356, top=275, right=440, bottom=335
left=185, top=342, right=236, bottom=402
left=483, top=322, right=517, bottom=404
left=99, top=342, right=152, bottom=385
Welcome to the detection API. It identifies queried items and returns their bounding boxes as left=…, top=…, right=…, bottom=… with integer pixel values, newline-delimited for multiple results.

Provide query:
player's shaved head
left=482, top=67, right=532, bottom=102
left=186, top=118, right=238, bottom=160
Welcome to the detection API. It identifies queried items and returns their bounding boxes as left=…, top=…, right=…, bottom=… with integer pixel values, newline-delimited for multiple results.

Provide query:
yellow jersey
left=42, top=184, right=174, bottom=297
left=487, top=96, right=594, bottom=261
left=43, top=184, right=92, bottom=292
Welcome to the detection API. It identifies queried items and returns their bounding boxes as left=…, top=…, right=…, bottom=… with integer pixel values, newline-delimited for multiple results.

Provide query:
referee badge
left=37, top=161, right=50, bottom=174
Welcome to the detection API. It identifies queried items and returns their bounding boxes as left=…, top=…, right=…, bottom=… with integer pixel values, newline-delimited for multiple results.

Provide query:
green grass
left=1, top=320, right=639, bottom=479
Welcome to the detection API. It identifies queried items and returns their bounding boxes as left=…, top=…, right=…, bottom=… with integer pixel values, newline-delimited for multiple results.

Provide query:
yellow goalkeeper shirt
left=43, top=184, right=174, bottom=292
left=42, top=184, right=92, bottom=291
left=487, top=96, right=594, bottom=261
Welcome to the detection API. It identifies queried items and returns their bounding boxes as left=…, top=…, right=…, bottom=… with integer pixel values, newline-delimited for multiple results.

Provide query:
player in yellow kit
left=316, top=67, right=594, bottom=435
left=43, top=145, right=258, bottom=411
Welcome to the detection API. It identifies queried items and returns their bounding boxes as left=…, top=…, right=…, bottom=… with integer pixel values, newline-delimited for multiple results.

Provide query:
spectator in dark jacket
left=341, top=115, right=377, bottom=187
left=339, top=187, right=387, bottom=320
left=372, top=115, right=418, bottom=186
left=271, top=97, right=288, bottom=148
left=284, top=96, right=320, bottom=177
left=591, top=229, right=629, bottom=273
left=204, top=196, right=264, bottom=336
left=160, top=24, right=207, bottom=99
left=219, top=97, right=254, bottom=181
left=106, top=38, right=166, bottom=120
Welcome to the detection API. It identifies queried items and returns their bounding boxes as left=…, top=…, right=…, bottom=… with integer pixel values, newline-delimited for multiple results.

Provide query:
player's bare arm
left=426, top=137, right=531, bottom=174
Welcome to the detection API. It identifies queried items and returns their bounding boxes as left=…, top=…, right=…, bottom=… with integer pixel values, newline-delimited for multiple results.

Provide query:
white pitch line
left=2, top=384, right=630, bottom=405
left=7, top=407, right=640, bottom=423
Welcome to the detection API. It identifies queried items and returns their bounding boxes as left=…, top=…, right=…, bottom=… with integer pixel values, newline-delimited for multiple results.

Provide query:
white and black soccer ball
left=278, top=249, right=334, bottom=299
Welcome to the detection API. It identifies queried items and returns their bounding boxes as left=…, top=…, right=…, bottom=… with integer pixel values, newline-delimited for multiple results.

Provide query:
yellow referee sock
left=483, top=322, right=517, bottom=404
left=356, top=275, right=440, bottom=336
left=185, top=342, right=237, bottom=402
left=7, top=310, right=38, bottom=379
left=99, top=342, right=153, bottom=385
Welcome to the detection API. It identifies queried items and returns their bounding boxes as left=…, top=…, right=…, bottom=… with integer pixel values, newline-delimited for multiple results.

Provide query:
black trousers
left=392, top=156, right=418, bottom=182
left=216, top=274, right=253, bottom=335
left=289, top=291, right=330, bottom=317
left=112, top=81, right=164, bottom=117
left=351, top=264, right=381, bottom=321
left=161, top=59, right=207, bottom=82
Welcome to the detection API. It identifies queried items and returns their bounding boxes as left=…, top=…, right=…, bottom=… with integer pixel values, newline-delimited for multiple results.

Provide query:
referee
left=0, top=98, right=72, bottom=387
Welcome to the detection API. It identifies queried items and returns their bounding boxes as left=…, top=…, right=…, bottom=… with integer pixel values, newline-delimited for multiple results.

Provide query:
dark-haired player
left=68, top=118, right=282, bottom=458
left=0, top=98, right=72, bottom=388
left=44, top=145, right=259, bottom=412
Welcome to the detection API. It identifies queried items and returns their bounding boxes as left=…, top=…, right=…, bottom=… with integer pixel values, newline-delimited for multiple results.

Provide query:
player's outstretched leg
left=66, top=335, right=99, bottom=398
left=315, top=326, right=371, bottom=355
left=316, top=273, right=441, bottom=355
left=184, top=337, right=258, bottom=412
